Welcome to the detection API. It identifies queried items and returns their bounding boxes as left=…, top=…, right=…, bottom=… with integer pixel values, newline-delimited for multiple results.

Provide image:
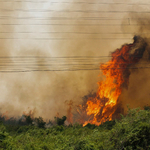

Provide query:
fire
left=83, top=36, right=147, bottom=126
left=1, top=111, right=9, bottom=120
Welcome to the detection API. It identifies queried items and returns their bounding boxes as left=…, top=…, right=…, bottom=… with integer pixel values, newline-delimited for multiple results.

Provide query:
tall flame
left=83, top=36, right=147, bottom=126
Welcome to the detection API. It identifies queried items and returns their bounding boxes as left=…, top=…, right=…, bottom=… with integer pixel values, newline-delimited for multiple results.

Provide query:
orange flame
left=83, top=36, right=146, bottom=126
left=1, top=111, right=9, bottom=120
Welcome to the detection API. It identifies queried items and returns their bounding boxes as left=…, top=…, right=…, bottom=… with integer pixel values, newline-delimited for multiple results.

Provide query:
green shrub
left=17, top=125, right=32, bottom=133
left=55, top=125, right=65, bottom=132
left=34, top=117, right=46, bottom=128
left=1, top=107, right=150, bottom=150
left=56, top=116, right=67, bottom=126
left=104, top=108, right=150, bottom=150
left=100, top=120, right=116, bottom=130
left=74, top=140, right=97, bottom=150
left=41, top=145, right=49, bottom=150
left=84, top=123, right=96, bottom=129
left=144, top=105, right=150, bottom=111
left=24, top=115, right=33, bottom=125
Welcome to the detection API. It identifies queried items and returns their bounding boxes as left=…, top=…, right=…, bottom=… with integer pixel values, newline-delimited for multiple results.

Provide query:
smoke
left=120, top=14, right=150, bottom=113
left=0, top=0, right=124, bottom=120
left=1, top=0, right=150, bottom=123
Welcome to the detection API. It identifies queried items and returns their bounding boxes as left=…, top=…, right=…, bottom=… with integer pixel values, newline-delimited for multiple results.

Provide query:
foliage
left=34, top=117, right=46, bottom=128
left=100, top=120, right=116, bottom=130
left=55, top=116, right=67, bottom=126
left=144, top=105, right=150, bottom=111
left=24, top=115, right=33, bottom=125
left=104, top=108, right=150, bottom=150
left=1, top=108, right=150, bottom=149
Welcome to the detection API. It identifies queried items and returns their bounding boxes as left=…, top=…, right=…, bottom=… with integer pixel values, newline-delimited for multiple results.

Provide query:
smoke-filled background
left=0, top=0, right=150, bottom=120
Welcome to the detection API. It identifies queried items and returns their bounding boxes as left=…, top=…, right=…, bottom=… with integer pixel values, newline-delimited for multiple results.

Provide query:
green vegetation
left=0, top=107, right=150, bottom=149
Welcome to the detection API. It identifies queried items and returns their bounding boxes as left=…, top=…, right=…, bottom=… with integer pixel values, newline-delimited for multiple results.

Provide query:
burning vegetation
left=82, top=36, right=147, bottom=126
left=0, top=36, right=149, bottom=127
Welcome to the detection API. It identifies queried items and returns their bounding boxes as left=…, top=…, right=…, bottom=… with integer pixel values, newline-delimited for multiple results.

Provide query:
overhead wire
left=0, top=38, right=134, bottom=40
left=0, top=66, right=150, bottom=73
left=0, top=1, right=149, bottom=72
left=0, top=9, right=150, bottom=13
left=0, top=1, right=150, bottom=6
left=0, top=16, right=148, bottom=21
left=0, top=56, right=149, bottom=72
left=0, top=23, right=145, bottom=26
left=0, top=32, right=135, bottom=34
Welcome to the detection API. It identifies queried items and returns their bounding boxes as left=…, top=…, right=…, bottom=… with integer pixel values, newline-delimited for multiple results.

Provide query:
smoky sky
left=120, top=13, right=150, bottom=113
left=0, top=0, right=149, bottom=120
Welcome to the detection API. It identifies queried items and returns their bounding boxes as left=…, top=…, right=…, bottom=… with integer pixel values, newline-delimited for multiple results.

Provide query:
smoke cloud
left=120, top=14, right=150, bottom=113
left=0, top=0, right=117, bottom=120
left=0, top=0, right=149, bottom=122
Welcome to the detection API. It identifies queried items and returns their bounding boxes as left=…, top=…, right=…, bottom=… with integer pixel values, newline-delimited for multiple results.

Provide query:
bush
left=24, top=115, right=33, bottom=125
left=85, top=123, right=96, bottom=129
left=56, top=116, right=67, bottom=126
left=1, top=107, right=150, bottom=150
left=34, top=117, right=46, bottom=128
left=74, top=140, right=97, bottom=150
left=144, top=105, right=150, bottom=111
left=104, top=108, right=150, bottom=149
left=100, top=120, right=116, bottom=130
left=17, top=125, right=33, bottom=133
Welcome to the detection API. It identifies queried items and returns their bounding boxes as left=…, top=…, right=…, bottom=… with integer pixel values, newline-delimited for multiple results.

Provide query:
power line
left=0, top=69, right=100, bottom=73
left=0, top=55, right=145, bottom=58
left=0, top=32, right=134, bottom=34
left=0, top=16, right=147, bottom=21
left=0, top=56, right=148, bottom=72
left=0, top=32, right=148, bottom=35
left=0, top=56, right=112, bottom=58
left=0, top=38, right=133, bottom=40
left=0, top=58, right=147, bottom=64
left=0, top=56, right=146, bottom=62
left=0, top=63, right=149, bottom=66
left=0, top=66, right=150, bottom=73
left=0, top=17, right=127, bottom=20
left=0, top=23, right=147, bottom=26
left=0, top=9, right=149, bottom=14
left=0, top=1, right=150, bottom=6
